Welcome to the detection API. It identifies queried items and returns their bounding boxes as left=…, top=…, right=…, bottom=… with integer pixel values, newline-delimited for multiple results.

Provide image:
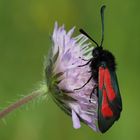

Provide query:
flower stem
left=0, top=87, right=47, bottom=119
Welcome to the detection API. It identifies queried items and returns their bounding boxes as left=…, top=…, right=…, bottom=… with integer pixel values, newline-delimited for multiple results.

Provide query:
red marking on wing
left=101, top=88, right=113, bottom=118
left=104, top=68, right=116, bottom=101
left=99, top=66, right=113, bottom=118
left=99, top=67, right=105, bottom=90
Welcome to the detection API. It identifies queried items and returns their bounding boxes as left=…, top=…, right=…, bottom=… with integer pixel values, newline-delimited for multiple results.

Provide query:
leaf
left=45, top=59, right=53, bottom=84
left=53, top=72, right=64, bottom=80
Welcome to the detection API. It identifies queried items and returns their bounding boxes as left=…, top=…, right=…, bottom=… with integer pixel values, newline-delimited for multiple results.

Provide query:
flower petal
left=72, top=109, right=81, bottom=129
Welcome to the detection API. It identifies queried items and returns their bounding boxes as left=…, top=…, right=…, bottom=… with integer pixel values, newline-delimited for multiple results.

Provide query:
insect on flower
left=75, top=5, right=122, bottom=133
left=45, top=5, right=122, bottom=133
left=0, top=5, right=122, bottom=134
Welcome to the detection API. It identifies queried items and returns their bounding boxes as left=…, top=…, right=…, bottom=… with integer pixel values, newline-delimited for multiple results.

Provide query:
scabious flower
left=45, top=22, right=99, bottom=132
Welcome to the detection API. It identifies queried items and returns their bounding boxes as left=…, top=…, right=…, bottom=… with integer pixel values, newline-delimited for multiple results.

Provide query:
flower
left=45, top=22, right=98, bottom=132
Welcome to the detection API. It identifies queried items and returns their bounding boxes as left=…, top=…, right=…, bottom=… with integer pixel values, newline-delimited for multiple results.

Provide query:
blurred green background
left=0, top=0, right=140, bottom=140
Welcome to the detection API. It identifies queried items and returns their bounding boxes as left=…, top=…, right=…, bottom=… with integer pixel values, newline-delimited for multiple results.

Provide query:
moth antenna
left=79, top=29, right=99, bottom=47
left=100, top=5, right=106, bottom=47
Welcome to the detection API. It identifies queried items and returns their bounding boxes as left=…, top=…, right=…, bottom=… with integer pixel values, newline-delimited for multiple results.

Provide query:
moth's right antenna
left=100, top=5, right=106, bottom=47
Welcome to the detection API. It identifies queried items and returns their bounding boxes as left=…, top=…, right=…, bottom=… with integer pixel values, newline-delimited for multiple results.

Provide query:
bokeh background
left=0, top=0, right=139, bottom=140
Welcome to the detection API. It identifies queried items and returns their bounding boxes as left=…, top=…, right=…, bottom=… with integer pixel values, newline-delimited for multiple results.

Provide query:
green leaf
left=53, top=72, right=64, bottom=80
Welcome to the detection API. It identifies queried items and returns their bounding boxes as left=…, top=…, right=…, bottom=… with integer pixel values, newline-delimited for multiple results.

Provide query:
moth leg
left=74, top=76, right=93, bottom=90
left=79, top=57, right=89, bottom=61
left=89, top=84, right=98, bottom=103
left=78, top=59, right=92, bottom=67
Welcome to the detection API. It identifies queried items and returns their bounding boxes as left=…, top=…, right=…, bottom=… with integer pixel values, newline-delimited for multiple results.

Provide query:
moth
left=76, top=5, right=122, bottom=133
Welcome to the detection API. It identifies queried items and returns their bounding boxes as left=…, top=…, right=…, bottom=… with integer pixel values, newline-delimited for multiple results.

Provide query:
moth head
left=92, top=46, right=103, bottom=58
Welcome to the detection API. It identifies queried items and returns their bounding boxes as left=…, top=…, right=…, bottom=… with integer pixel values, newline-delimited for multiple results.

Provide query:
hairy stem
left=0, top=89, right=46, bottom=119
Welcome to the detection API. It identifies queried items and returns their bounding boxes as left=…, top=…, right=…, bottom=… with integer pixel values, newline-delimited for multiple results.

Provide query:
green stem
left=0, top=86, right=47, bottom=119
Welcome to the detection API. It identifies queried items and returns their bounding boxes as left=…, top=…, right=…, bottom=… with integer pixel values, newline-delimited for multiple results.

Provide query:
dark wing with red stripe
left=98, top=66, right=122, bottom=133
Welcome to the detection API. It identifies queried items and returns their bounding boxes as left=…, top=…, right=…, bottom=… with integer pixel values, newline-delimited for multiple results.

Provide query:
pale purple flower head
left=45, top=22, right=98, bottom=132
